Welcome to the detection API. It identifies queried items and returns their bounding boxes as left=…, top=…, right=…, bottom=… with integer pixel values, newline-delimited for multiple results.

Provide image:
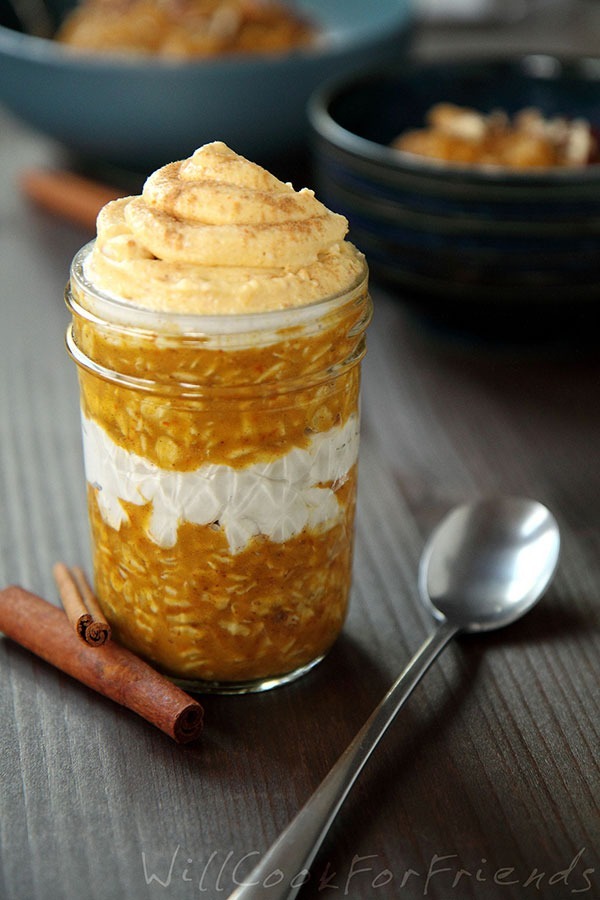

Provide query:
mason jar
left=65, top=241, right=371, bottom=693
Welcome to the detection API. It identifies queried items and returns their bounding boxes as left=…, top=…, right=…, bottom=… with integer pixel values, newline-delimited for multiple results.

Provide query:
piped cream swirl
left=87, top=141, right=365, bottom=314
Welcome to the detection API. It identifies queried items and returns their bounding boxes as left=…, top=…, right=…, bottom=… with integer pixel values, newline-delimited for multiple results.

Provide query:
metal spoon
left=227, top=496, right=561, bottom=900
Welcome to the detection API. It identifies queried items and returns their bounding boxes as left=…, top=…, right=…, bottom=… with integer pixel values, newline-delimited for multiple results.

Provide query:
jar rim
left=69, top=241, right=369, bottom=337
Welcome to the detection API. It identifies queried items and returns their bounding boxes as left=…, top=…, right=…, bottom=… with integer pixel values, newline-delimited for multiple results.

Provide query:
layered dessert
left=67, top=142, right=370, bottom=690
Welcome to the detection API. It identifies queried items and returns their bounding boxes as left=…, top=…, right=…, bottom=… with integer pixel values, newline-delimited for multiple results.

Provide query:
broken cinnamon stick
left=19, top=168, right=124, bottom=231
left=73, top=565, right=112, bottom=645
left=52, top=562, right=93, bottom=641
left=70, top=565, right=105, bottom=622
left=53, top=562, right=111, bottom=646
left=0, top=586, right=204, bottom=744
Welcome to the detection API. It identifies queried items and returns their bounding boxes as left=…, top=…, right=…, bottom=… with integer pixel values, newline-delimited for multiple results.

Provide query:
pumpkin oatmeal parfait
left=65, top=141, right=371, bottom=692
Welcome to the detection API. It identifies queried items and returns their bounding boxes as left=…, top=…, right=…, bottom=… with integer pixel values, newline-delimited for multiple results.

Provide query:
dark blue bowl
left=309, top=56, right=600, bottom=345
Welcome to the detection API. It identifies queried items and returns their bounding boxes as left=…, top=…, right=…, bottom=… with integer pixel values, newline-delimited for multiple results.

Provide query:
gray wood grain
left=1, top=33, right=600, bottom=899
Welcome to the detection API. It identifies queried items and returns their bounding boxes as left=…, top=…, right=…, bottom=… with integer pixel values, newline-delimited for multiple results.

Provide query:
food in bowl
left=56, top=0, right=316, bottom=57
left=392, top=102, right=598, bottom=168
left=65, top=141, right=371, bottom=691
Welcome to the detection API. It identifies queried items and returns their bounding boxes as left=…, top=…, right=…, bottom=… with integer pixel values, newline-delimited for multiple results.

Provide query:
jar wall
left=66, top=247, right=371, bottom=692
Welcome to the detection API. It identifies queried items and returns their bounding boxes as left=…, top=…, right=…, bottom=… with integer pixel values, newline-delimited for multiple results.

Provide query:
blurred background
left=415, top=0, right=600, bottom=59
left=2, top=0, right=599, bottom=177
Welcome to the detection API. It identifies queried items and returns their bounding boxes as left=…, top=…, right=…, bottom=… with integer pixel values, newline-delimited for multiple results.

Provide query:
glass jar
left=65, top=242, right=371, bottom=693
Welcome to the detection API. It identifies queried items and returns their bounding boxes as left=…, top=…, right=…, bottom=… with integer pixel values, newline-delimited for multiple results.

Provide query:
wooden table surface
left=1, top=12, right=600, bottom=899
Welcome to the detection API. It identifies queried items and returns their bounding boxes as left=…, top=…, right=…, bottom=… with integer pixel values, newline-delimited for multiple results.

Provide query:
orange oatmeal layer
left=88, top=471, right=356, bottom=682
left=72, top=284, right=367, bottom=470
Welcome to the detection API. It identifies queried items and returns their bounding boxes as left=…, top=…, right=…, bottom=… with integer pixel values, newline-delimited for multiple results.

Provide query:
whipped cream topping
left=82, top=414, right=359, bottom=554
left=86, top=141, right=365, bottom=314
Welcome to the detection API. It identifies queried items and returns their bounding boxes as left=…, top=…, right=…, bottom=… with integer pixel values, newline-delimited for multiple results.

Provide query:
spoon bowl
left=228, top=495, right=561, bottom=900
left=420, top=496, right=561, bottom=632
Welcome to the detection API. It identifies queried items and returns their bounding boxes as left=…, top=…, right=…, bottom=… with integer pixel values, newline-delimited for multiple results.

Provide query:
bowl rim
left=308, top=53, right=600, bottom=184
left=0, top=0, right=412, bottom=72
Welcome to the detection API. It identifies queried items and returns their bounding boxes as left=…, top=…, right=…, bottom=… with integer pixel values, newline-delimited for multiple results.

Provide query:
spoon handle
left=227, top=619, right=459, bottom=900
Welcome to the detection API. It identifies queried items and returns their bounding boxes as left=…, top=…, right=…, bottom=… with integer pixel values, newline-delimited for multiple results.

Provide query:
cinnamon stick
left=19, top=168, right=124, bottom=231
left=70, top=566, right=105, bottom=621
left=52, top=562, right=93, bottom=641
left=53, top=562, right=111, bottom=646
left=0, top=586, right=204, bottom=744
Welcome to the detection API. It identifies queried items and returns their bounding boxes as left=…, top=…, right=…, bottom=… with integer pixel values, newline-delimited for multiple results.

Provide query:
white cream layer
left=82, top=414, right=359, bottom=554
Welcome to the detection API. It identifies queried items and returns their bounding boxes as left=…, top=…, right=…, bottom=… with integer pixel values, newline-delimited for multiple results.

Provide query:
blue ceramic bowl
left=0, top=0, right=412, bottom=173
left=309, top=55, right=600, bottom=345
